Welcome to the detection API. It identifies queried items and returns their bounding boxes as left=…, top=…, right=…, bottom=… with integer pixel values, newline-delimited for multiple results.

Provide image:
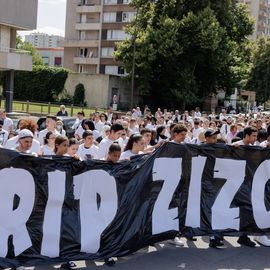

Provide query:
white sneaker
left=167, top=237, right=184, bottom=246
left=254, top=235, right=270, bottom=246
left=16, top=267, right=25, bottom=270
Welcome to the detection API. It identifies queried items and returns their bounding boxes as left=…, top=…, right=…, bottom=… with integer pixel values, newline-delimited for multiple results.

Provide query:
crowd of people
left=0, top=104, right=270, bottom=268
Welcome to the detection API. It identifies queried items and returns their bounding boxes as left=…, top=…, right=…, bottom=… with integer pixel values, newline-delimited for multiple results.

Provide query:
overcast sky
left=19, top=0, right=67, bottom=37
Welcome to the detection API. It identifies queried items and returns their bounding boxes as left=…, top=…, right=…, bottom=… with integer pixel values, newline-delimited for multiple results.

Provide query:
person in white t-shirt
left=77, top=130, right=99, bottom=160
left=120, top=133, right=144, bottom=160
left=97, top=123, right=124, bottom=160
left=192, top=120, right=204, bottom=139
left=0, top=119, right=9, bottom=146
left=39, top=131, right=55, bottom=155
left=5, top=118, right=41, bottom=154
left=0, top=109, right=13, bottom=132
left=38, top=115, right=60, bottom=145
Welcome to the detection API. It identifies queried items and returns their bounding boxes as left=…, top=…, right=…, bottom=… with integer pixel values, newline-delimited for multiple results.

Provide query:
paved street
left=21, top=236, right=270, bottom=270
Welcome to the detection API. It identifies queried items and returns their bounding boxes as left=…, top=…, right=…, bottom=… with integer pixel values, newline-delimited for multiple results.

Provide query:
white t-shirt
left=95, top=121, right=104, bottom=134
left=260, top=140, right=269, bottom=148
left=96, top=137, right=115, bottom=160
left=41, top=144, right=55, bottom=155
left=3, top=117, right=13, bottom=132
left=38, top=129, right=60, bottom=145
left=6, top=136, right=41, bottom=154
left=77, top=144, right=99, bottom=160
left=192, top=127, right=204, bottom=139
left=0, top=129, right=9, bottom=146
left=120, top=150, right=143, bottom=160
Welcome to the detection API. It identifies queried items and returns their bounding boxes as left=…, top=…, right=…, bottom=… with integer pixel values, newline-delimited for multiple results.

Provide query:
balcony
left=75, top=22, right=101, bottom=30
left=74, top=56, right=99, bottom=65
left=0, top=48, right=32, bottom=71
left=76, top=5, right=102, bottom=13
left=60, top=39, right=99, bottom=48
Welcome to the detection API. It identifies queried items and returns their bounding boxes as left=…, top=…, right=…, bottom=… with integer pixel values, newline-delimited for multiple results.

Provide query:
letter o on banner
left=0, top=168, right=35, bottom=257
left=252, top=160, right=270, bottom=229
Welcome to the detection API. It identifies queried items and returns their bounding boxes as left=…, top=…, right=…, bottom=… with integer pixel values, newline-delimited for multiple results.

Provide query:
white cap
left=18, top=129, right=33, bottom=139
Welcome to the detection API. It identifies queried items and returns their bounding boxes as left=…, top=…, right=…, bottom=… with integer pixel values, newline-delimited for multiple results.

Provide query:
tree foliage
left=16, top=35, right=44, bottom=66
left=246, top=38, right=270, bottom=103
left=114, top=0, right=254, bottom=109
left=73, top=83, right=86, bottom=106
left=14, top=66, right=69, bottom=102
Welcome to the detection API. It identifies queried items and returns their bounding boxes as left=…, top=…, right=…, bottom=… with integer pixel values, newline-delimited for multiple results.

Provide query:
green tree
left=73, top=83, right=86, bottom=106
left=14, top=65, right=69, bottom=102
left=246, top=38, right=270, bottom=104
left=16, top=35, right=44, bottom=66
left=114, top=0, right=254, bottom=109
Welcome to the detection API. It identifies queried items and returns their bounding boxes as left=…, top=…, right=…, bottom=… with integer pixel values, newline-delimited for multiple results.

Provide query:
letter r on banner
left=152, top=158, right=182, bottom=234
left=0, top=168, right=35, bottom=257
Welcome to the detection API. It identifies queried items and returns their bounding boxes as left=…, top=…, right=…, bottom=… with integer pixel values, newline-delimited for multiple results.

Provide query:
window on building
left=54, top=57, right=62, bottom=67
left=122, top=12, right=136, bottom=22
left=100, top=65, right=105, bottom=74
left=103, top=12, right=117, bottom=22
left=101, top=47, right=114, bottom=57
left=78, top=65, right=84, bottom=73
left=107, top=30, right=126, bottom=40
left=118, top=66, right=125, bottom=75
left=104, top=0, right=117, bottom=4
left=105, top=65, right=118, bottom=75
left=42, top=57, right=49, bottom=66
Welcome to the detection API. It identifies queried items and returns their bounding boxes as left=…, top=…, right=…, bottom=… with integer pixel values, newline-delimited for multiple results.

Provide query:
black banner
left=0, top=142, right=270, bottom=268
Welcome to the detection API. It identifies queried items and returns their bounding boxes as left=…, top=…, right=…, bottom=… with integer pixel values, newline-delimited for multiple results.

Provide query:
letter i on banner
left=41, top=171, right=66, bottom=257
left=185, top=156, right=207, bottom=228
left=0, top=168, right=35, bottom=257
left=74, top=170, right=118, bottom=254
left=152, top=158, right=182, bottom=234
left=252, top=160, right=270, bottom=229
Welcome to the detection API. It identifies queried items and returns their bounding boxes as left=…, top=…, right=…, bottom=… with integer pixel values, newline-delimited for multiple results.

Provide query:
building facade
left=62, top=0, right=135, bottom=76
left=25, top=33, right=64, bottom=48
left=0, top=0, right=37, bottom=72
left=0, top=0, right=38, bottom=112
left=239, top=0, right=270, bottom=39
left=37, top=48, right=64, bottom=67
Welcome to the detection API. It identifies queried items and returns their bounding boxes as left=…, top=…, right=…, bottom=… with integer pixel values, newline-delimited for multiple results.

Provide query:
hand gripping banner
left=0, top=142, right=270, bottom=268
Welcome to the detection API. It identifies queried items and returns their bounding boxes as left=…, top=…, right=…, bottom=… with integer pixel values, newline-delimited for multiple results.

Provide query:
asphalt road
left=19, top=236, right=270, bottom=270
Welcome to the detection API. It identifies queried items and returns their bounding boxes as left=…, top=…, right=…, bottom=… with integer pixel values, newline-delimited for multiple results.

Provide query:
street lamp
left=130, top=9, right=139, bottom=111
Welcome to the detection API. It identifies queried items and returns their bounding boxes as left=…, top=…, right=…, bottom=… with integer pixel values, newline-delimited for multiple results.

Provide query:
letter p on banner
left=0, top=168, right=35, bottom=257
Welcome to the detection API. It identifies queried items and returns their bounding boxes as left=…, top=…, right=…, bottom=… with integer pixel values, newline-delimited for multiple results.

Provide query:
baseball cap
left=18, top=129, right=34, bottom=139
left=204, top=129, right=220, bottom=138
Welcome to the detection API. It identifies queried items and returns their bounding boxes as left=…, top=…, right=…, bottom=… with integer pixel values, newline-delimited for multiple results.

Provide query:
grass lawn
left=0, top=100, right=106, bottom=117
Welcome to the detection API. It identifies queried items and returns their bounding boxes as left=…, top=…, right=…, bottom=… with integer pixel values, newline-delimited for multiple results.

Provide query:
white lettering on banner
left=185, top=156, right=207, bottom=227
left=74, top=170, right=118, bottom=253
left=152, top=158, right=182, bottom=234
left=41, top=171, right=66, bottom=257
left=212, top=158, right=246, bottom=230
left=0, top=168, right=35, bottom=257
left=252, top=160, right=270, bottom=229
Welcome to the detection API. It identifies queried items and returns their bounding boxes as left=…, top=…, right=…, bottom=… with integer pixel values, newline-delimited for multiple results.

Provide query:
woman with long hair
left=54, top=135, right=69, bottom=156
left=40, top=131, right=55, bottom=155
left=120, top=133, right=144, bottom=160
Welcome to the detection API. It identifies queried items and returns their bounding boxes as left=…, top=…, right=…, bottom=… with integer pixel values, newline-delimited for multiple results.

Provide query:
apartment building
left=239, top=0, right=270, bottom=39
left=25, top=33, right=64, bottom=48
left=62, top=0, right=135, bottom=76
left=0, top=0, right=38, bottom=112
